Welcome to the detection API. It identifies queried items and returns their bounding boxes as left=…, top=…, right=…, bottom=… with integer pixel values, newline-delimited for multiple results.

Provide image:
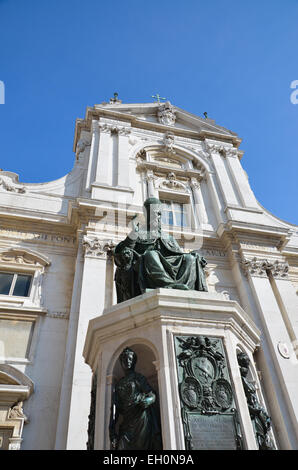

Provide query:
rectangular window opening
left=0, top=272, right=33, bottom=297
left=160, top=199, right=189, bottom=228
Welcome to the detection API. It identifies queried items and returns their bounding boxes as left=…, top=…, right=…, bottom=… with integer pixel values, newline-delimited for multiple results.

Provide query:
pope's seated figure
left=114, top=197, right=207, bottom=303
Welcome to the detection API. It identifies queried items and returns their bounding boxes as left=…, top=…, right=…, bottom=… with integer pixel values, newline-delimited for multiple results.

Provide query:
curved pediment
left=0, top=364, right=34, bottom=391
left=135, top=143, right=208, bottom=178
left=0, top=371, right=19, bottom=385
left=0, top=247, right=51, bottom=268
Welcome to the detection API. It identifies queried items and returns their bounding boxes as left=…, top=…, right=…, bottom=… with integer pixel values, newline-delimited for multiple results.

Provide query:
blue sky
left=0, top=0, right=297, bottom=224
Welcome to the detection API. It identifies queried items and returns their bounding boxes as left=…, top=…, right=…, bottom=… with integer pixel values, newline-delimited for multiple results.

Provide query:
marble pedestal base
left=83, top=289, right=261, bottom=450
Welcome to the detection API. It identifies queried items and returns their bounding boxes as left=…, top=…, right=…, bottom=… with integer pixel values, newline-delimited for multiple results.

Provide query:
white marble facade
left=0, top=99, right=298, bottom=449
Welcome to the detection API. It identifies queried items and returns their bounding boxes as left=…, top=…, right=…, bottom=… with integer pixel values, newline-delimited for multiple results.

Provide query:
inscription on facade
left=0, top=228, right=76, bottom=244
left=201, top=248, right=226, bottom=258
left=187, top=413, right=237, bottom=450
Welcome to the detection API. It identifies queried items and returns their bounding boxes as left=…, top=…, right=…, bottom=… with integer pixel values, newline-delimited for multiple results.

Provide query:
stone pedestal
left=83, top=289, right=261, bottom=450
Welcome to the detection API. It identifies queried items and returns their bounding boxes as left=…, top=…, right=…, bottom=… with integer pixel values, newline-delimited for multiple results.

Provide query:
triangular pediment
left=91, top=101, right=238, bottom=140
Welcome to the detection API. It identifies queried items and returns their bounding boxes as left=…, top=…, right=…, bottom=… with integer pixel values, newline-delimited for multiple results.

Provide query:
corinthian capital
left=224, top=147, right=238, bottom=158
left=268, top=260, right=289, bottom=279
left=241, top=257, right=290, bottom=280
left=205, top=142, right=225, bottom=156
left=82, top=236, right=116, bottom=259
left=205, top=142, right=238, bottom=159
left=98, top=122, right=131, bottom=136
left=241, top=257, right=272, bottom=278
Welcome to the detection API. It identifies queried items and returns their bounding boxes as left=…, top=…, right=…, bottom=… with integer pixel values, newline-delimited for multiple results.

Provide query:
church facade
left=0, top=98, right=297, bottom=450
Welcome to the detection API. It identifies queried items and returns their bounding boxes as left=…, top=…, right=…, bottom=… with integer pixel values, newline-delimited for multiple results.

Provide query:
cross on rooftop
left=152, top=93, right=166, bottom=103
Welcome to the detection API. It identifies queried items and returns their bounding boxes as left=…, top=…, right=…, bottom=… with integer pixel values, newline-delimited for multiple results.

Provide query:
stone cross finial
left=152, top=93, right=166, bottom=103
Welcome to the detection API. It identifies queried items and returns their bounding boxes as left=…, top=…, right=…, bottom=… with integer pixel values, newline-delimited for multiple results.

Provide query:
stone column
left=64, top=235, right=114, bottom=450
left=157, top=327, right=182, bottom=450
left=54, top=231, right=85, bottom=449
left=104, top=244, right=115, bottom=310
left=117, top=127, right=131, bottom=188
left=190, top=177, right=208, bottom=225
left=224, top=148, right=258, bottom=209
left=85, top=120, right=99, bottom=191
left=205, top=171, right=225, bottom=225
left=95, top=122, right=112, bottom=185
left=206, top=143, right=240, bottom=208
left=267, top=261, right=298, bottom=357
left=241, top=257, right=298, bottom=443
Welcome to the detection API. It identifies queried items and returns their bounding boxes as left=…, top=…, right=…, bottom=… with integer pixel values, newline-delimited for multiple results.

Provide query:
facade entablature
left=218, top=227, right=292, bottom=259
left=221, top=220, right=291, bottom=245
left=0, top=192, right=74, bottom=224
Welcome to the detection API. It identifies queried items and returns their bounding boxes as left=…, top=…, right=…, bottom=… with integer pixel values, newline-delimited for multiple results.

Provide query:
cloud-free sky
left=0, top=0, right=297, bottom=224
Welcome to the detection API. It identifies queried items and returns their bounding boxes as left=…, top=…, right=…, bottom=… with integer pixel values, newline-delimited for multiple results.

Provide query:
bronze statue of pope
left=114, top=197, right=207, bottom=303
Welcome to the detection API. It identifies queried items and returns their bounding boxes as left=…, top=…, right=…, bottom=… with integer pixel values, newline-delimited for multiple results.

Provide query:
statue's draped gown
left=115, top=371, right=162, bottom=450
left=114, top=231, right=207, bottom=302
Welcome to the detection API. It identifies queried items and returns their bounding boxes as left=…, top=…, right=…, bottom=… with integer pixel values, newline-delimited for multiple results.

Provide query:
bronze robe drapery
left=114, top=231, right=207, bottom=301
left=113, top=371, right=162, bottom=450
